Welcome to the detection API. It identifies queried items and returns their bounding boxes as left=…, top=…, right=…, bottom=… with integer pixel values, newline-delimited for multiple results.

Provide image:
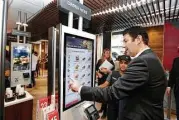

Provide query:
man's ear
left=136, top=35, right=143, bottom=45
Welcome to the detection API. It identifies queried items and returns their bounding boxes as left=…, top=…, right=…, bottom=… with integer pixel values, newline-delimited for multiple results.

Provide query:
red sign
left=47, top=110, right=59, bottom=120
left=39, top=97, right=48, bottom=108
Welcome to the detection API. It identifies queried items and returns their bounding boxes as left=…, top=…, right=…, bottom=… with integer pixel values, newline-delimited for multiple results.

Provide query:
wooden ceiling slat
left=155, top=0, right=161, bottom=22
left=151, top=1, right=158, bottom=23
left=124, top=10, right=138, bottom=25
left=98, top=0, right=106, bottom=6
left=176, top=8, right=179, bottom=20
left=141, top=5, right=150, bottom=24
left=130, top=8, right=143, bottom=24
left=168, top=0, right=172, bottom=20
left=92, top=0, right=103, bottom=9
left=173, top=0, right=178, bottom=20
left=32, top=8, right=57, bottom=25
left=28, top=2, right=56, bottom=23
left=162, top=0, right=166, bottom=21
left=110, top=12, right=126, bottom=28
left=84, top=0, right=98, bottom=10
left=136, top=7, right=147, bottom=24
left=29, top=3, right=57, bottom=24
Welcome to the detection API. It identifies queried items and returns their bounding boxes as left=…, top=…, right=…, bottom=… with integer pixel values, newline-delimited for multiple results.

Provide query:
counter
left=5, top=91, right=33, bottom=107
left=5, top=91, right=33, bottom=120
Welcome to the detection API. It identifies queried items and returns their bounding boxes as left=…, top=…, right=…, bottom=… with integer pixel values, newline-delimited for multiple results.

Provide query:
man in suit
left=70, top=26, right=167, bottom=120
left=166, top=57, right=179, bottom=119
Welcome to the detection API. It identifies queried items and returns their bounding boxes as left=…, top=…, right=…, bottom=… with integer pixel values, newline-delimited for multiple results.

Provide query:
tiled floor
left=26, top=70, right=177, bottom=120
left=26, top=74, right=48, bottom=120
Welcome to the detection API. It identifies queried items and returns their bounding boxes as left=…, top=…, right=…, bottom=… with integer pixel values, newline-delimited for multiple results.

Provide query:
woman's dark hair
left=123, top=26, right=149, bottom=45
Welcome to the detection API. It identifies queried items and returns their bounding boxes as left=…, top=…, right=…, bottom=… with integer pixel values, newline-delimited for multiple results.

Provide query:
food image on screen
left=63, top=33, right=94, bottom=111
left=74, top=73, right=79, bottom=79
left=75, top=56, right=79, bottom=61
left=75, top=64, right=79, bottom=70
left=81, top=65, right=85, bottom=70
left=12, top=46, right=31, bottom=71
left=82, top=57, right=86, bottom=61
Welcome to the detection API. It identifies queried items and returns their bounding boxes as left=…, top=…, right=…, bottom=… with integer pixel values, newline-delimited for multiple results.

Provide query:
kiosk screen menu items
left=63, top=33, right=94, bottom=111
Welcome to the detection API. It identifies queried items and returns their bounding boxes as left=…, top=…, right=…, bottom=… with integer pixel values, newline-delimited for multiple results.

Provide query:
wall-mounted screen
left=63, top=33, right=94, bottom=111
left=11, top=43, right=31, bottom=87
left=12, top=46, right=31, bottom=71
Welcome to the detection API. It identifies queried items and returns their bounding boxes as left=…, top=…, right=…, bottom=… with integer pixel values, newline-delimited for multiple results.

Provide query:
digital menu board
left=63, top=33, right=94, bottom=111
left=12, top=45, right=31, bottom=71
left=10, top=43, right=31, bottom=87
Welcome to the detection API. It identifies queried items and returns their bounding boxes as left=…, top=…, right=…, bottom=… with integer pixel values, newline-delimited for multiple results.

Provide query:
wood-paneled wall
left=146, top=26, right=164, bottom=61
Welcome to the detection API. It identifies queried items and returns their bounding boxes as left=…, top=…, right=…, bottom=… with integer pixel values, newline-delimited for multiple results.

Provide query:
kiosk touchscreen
left=11, top=43, right=31, bottom=87
left=63, top=33, right=94, bottom=111
left=60, top=25, right=96, bottom=120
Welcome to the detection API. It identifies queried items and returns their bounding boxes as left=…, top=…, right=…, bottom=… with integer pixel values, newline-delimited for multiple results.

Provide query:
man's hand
left=166, top=87, right=171, bottom=96
left=69, top=80, right=81, bottom=92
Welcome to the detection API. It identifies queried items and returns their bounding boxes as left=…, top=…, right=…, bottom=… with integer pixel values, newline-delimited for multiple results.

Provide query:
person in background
left=70, top=26, right=167, bottom=120
left=45, top=53, right=48, bottom=70
left=166, top=57, right=179, bottom=120
left=95, top=48, right=115, bottom=119
left=99, top=55, right=131, bottom=120
left=36, top=59, right=40, bottom=78
left=30, top=51, right=38, bottom=87
left=5, top=50, right=10, bottom=88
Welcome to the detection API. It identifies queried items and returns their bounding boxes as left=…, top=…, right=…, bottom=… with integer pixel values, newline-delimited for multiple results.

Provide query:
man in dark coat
left=70, top=26, right=167, bottom=120
left=166, top=57, right=179, bottom=119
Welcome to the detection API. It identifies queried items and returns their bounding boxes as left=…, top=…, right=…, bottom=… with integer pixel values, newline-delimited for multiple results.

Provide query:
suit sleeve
left=168, top=58, right=177, bottom=88
left=80, top=58, right=149, bottom=103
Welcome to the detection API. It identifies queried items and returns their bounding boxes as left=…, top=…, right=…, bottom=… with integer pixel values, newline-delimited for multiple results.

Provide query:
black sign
left=12, top=29, right=31, bottom=37
left=59, top=0, right=91, bottom=20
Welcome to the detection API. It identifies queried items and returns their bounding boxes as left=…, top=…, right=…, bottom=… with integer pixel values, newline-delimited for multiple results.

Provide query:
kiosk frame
left=10, top=42, right=32, bottom=87
left=59, top=24, right=96, bottom=120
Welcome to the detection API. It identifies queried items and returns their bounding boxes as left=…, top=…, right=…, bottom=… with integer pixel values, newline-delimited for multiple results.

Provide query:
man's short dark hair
left=123, top=26, right=149, bottom=45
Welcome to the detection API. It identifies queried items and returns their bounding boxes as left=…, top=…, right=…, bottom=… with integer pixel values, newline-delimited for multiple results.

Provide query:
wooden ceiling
left=84, top=0, right=179, bottom=33
left=25, top=0, right=179, bottom=37
left=84, top=0, right=120, bottom=12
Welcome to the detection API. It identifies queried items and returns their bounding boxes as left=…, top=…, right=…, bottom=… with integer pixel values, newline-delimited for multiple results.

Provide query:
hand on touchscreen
left=69, top=78, right=81, bottom=92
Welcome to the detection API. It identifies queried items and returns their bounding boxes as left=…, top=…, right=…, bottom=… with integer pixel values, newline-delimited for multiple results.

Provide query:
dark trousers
left=174, top=86, right=179, bottom=120
left=5, top=77, right=10, bottom=88
left=101, top=103, right=107, bottom=116
left=107, top=102, right=119, bottom=120
left=31, top=71, right=36, bottom=86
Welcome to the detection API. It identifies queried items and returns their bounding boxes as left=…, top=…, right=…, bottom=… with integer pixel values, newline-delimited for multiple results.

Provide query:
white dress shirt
left=32, top=54, right=38, bottom=71
left=133, top=47, right=150, bottom=59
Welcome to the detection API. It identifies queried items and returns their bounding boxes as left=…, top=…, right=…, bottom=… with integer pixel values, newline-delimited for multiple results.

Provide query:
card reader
left=84, top=104, right=100, bottom=120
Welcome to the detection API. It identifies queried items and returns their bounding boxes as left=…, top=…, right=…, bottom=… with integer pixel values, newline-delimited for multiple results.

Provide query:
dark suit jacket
left=168, top=57, right=179, bottom=90
left=80, top=49, right=167, bottom=120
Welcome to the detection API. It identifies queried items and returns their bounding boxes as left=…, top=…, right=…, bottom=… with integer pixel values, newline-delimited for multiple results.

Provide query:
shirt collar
left=134, top=47, right=150, bottom=58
